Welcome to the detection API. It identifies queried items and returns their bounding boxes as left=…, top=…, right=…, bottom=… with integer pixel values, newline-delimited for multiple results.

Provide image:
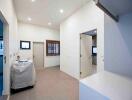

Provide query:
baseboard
left=53, top=65, right=60, bottom=68
left=44, top=65, right=60, bottom=68
left=60, top=69, right=79, bottom=80
left=7, top=95, right=10, bottom=100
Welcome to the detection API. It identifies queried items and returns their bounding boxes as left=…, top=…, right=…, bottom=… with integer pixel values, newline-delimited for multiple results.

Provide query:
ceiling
left=13, top=0, right=91, bottom=30
left=99, top=0, right=132, bottom=17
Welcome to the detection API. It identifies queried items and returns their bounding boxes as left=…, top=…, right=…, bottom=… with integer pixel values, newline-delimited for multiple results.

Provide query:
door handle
left=4, top=56, right=6, bottom=64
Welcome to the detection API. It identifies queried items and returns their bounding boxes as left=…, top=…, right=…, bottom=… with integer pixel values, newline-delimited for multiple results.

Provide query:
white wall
left=104, top=13, right=132, bottom=78
left=0, top=0, right=18, bottom=94
left=18, top=22, right=60, bottom=68
left=60, top=1, right=104, bottom=79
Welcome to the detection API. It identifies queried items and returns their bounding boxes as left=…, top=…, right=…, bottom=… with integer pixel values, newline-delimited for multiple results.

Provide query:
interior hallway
left=10, top=66, right=79, bottom=100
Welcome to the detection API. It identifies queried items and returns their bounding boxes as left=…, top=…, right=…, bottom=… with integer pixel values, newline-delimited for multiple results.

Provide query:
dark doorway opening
left=0, top=19, right=3, bottom=95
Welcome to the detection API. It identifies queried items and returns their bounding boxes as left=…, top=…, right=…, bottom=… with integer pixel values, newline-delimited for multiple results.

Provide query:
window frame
left=46, top=40, right=60, bottom=56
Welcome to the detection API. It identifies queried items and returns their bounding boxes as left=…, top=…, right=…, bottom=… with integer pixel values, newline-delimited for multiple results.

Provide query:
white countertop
left=80, top=71, right=132, bottom=100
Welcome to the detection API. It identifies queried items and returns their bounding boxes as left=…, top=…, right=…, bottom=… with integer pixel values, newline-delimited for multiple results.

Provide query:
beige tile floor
left=10, top=67, right=79, bottom=100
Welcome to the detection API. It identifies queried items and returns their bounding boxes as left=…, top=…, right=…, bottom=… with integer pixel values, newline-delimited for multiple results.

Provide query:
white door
left=80, top=34, right=92, bottom=78
left=33, top=42, right=44, bottom=70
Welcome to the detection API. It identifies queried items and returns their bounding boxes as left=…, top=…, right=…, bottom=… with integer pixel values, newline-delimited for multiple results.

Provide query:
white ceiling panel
left=13, top=0, right=91, bottom=30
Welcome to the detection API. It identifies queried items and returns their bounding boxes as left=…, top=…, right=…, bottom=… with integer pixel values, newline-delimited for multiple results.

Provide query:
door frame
left=79, top=29, right=97, bottom=79
left=0, top=11, right=9, bottom=95
left=33, top=42, right=44, bottom=69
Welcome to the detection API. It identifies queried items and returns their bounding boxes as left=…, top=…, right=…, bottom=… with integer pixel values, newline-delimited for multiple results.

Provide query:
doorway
left=0, top=11, right=9, bottom=95
left=33, top=42, right=44, bottom=70
left=80, top=29, right=97, bottom=78
left=0, top=18, right=3, bottom=96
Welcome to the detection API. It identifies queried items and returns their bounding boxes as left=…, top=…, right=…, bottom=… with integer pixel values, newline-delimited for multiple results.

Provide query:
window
left=20, top=41, right=31, bottom=50
left=46, top=40, right=60, bottom=56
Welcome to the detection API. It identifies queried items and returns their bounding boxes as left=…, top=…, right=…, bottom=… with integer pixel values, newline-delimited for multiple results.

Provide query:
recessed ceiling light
left=28, top=17, right=32, bottom=21
left=60, top=9, right=64, bottom=14
left=31, top=0, right=36, bottom=2
left=94, top=30, right=97, bottom=33
left=48, top=22, right=52, bottom=26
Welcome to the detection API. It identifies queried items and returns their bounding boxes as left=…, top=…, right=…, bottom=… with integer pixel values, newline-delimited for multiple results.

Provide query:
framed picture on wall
left=46, top=40, right=60, bottom=56
left=20, top=40, right=31, bottom=50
